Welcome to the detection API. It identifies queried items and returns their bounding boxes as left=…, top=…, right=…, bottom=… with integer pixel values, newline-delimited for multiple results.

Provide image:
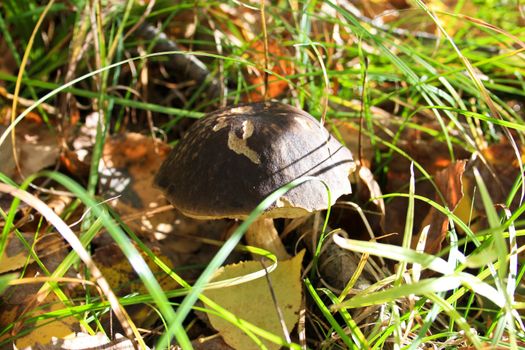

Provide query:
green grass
left=0, top=0, right=524, bottom=349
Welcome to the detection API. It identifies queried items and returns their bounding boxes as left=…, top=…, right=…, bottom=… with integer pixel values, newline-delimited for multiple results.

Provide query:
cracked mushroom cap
left=155, top=101, right=356, bottom=220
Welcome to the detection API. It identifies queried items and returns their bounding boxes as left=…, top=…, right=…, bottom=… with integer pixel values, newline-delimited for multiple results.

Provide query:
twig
left=135, top=23, right=221, bottom=100
left=0, top=87, right=56, bottom=115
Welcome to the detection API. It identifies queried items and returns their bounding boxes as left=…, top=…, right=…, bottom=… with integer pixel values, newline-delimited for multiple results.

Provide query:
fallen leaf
left=93, top=243, right=178, bottom=329
left=383, top=121, right=470, bottom=243
left=0, top=125, right=17, bottom=177
left=204, top=251, right=304, bottom=350
left=0, top=238, right=74, bottom=341
left=0, top=232, right=65, bottom=274
left=60, top=111, right=99, bottom=177
left=99, top=133, right=175, bottom=240
left=454, top=141, right=525, bottom=248
left=349, top=0, right=477, bottom=37
left=414, top=160, right=466, bottom=254
left=93, top=243, right=178, bottom=295
left=330, top=119, right=375, bottom=168
left=0, top=109, right=60, bottom=179
left=464, top=141, right=524, bottom=215
left=244, top=39, right=294, bottom=102
left=10, top=293, right=80, bottom=349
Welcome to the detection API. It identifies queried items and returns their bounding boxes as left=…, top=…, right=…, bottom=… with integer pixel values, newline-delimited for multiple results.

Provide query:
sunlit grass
left=0, top=0, right=524, bottom=349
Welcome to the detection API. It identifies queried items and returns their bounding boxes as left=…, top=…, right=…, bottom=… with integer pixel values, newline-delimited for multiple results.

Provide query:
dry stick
left=0, top=87, right=56, bottom=114
left=260, top=0, right=269, bottom=101
left=122, top=0, right=156, bottom=43
left=135, top=23, right=221, bottom=100
left=0, top=183, right=142, bottom=348
left=10, top=276, right=96, bottom=287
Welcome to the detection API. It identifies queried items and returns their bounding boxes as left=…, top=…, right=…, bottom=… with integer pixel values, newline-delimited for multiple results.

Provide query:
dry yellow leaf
left=0, top=233, right=65, bottom=274
left=204, top=251, right=304, bottom=350
left=93, top=243, right=178, bottom=329
left=94, top=243, right=178, bottom=295
left=14, top=294, right=80, bottom=349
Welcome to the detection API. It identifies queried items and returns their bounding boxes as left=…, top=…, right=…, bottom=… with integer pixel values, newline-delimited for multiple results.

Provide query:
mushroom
left=155, top=101, right=355, bottom=259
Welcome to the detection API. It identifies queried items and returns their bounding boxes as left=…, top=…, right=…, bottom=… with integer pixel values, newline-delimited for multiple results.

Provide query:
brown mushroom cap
left=155, top=101, right=355, bottom=220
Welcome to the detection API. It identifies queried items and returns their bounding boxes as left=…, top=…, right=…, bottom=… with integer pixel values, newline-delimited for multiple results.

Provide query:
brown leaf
left=92, top=243, right=178, bottom=330
left=99, top=133, right=174, bottom=240
left=414, top=160, right=466, bottom=255
left=466, top=141, right=524, bottom=213
left=383, top=121, right=470, bottom=243
left=0, top=247, right=77, bottom=347
left=435, top=160, right=466, bottom=210
left=61, top=112, right=102, bottom=177
left=244, top=40, right=294, bottom=102
left=0, top=109, right=60, bottom=179
left=93, top=243, right=178, bottom=296
left=330, top=119, right=375, bottom=168
left=455, top=141, right=525, bottom=249
left=11, top=294, right=81, bottom=349
left=0, top=40, right=17, bottom=78
left=0, top=232, right=65, bottom=274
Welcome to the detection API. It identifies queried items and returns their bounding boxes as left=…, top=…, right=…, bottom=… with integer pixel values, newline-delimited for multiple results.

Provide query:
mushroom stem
left=246, top=218, right=290, bottom=260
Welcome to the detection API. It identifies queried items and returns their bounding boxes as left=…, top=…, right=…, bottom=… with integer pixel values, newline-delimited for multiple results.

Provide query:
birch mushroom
left=155, top=101, right=355, bottom=259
